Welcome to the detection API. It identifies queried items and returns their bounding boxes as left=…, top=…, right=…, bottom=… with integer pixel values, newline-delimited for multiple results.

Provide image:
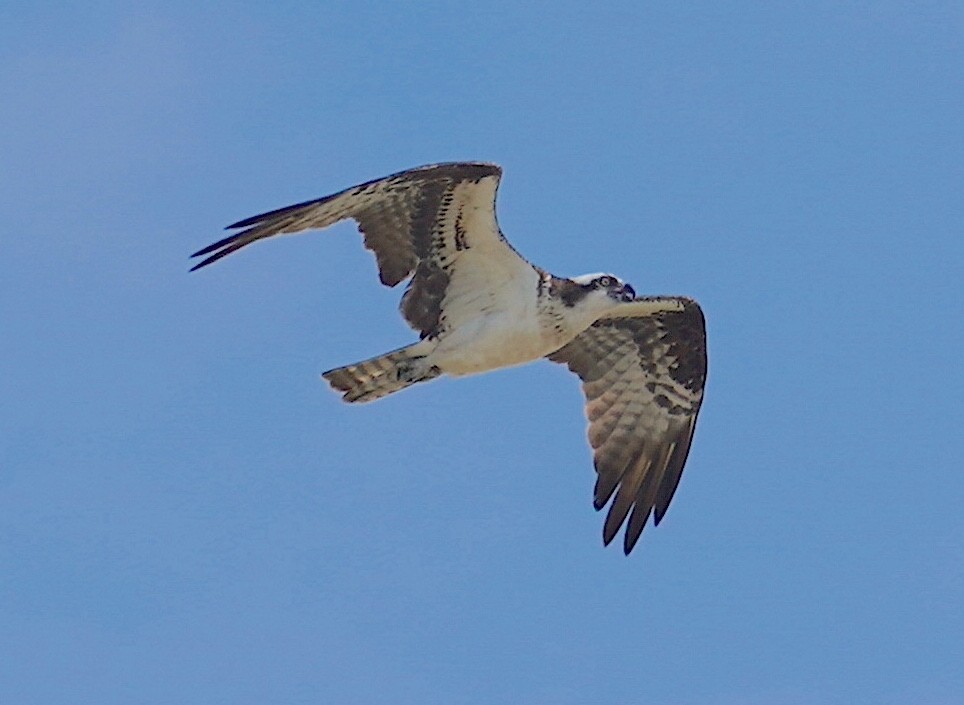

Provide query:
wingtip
left=224, top=215, right=259, bottom=230
left=191, top=232, right=244, bottom=259
left=601, top=523, right=642, bottom=556
left=188, top=230, right=254, bottom=270
left=188, top=249, right=232, bottom=271
left=623, top=523, right=645, bottom=555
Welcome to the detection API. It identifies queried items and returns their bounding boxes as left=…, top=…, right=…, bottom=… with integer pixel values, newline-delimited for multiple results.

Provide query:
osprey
left=192, top=162, right=707, bottom=554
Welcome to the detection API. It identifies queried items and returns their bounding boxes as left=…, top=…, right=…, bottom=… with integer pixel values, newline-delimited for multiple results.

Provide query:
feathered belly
left=431, top=315, right=573, bottom=377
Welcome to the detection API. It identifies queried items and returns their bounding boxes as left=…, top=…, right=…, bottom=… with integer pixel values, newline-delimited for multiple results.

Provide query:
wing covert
left=191, top=162, right=527, bottom=338
left=548, top=297, right=707, bottom=554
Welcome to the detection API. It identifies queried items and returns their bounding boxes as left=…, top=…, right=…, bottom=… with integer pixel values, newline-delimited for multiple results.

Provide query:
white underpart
left=428, top=261, right=545, bottom=376
left=436, top=287, right=631, bottom=376
left=407, top=177, right=603, bottom=376
left=421, top=179, right=540, bottom=375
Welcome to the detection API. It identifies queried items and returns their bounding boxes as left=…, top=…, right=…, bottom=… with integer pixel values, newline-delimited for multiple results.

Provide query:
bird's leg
left=394, top=357, right=441, bottom=384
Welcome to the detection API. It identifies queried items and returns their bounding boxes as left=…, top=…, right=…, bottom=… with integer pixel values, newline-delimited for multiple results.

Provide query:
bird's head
left=570, top=273, right=636, bottom=304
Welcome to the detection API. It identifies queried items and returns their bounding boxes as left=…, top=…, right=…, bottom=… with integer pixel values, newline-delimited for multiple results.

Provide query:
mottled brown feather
left=191, top=162, right=505, bottom=339
left=548, top=298, right=707, bottom=554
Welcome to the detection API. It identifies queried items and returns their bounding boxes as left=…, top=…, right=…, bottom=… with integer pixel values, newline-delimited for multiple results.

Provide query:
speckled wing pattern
left=190, top=162, right=518, bottom=340
left=548, top=297, right=707, bottom=554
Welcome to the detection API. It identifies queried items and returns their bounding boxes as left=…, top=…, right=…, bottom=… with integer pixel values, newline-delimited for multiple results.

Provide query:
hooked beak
left=616, top=284, right=635, bottom=302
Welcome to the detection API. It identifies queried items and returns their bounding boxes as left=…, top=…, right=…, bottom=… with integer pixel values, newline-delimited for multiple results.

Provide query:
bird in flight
left=191, top=162, right=707, bottom=554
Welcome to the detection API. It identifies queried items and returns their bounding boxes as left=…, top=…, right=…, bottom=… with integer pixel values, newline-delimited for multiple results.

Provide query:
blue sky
left=2, top=3, right=962, bottom=704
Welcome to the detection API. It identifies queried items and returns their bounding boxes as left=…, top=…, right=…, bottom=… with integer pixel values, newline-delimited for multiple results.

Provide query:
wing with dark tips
left=191, top=162, right=530, bottom=339
left=548, top=297, right=707, bottom=554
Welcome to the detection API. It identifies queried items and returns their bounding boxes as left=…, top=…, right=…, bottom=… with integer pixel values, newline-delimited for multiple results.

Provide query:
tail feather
left=322, top=346, right=437, bottom=403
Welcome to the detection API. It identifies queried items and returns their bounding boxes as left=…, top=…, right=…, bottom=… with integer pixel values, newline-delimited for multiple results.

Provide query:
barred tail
left=322, top=345, right=438, bottom=403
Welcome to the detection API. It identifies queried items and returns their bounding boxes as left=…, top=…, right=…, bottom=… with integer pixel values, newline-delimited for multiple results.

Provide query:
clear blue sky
left=2, top=3, right=962, bottom=704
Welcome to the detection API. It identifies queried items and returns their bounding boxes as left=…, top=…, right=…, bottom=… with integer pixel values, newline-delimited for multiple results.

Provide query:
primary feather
left=192, top=162, right=707, bottom=554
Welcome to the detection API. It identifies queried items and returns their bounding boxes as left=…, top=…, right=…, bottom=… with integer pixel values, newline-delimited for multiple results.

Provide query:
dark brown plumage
left=549, top=299, right=706, bottom=554
left=192, top=162, right=708, bottom=555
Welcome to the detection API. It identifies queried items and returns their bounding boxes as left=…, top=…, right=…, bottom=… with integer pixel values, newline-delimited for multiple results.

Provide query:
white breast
left=429, top=260, right=558, bottom=376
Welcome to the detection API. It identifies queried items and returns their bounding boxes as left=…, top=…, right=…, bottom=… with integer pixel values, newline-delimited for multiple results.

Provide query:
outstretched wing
left=191, top=162, right=530, bottom=339
left=548, top=297, right=707, bottom=554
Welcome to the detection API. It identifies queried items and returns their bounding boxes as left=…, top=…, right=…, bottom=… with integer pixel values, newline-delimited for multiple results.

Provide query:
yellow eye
left=599, top=276, right=612, bottom=287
